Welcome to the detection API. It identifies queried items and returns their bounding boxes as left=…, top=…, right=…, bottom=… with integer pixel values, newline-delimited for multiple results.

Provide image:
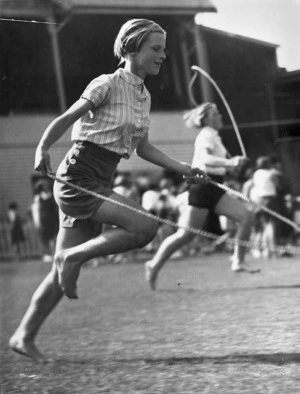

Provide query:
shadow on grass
left=143, top=353, right=300, bottom=366
left=55, top=352, right=300, bottom=367
left=158, top=284, right=300, bottom=294
left=255, top=285, right=300, bottom=289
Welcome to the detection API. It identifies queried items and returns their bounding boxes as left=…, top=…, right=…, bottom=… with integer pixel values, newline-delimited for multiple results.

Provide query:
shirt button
left=70, top=158, right=76, bottom=165
left=74, top=149, right=80, bottom=155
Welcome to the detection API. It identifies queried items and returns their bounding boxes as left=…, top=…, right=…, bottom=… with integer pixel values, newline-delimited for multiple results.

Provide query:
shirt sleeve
left=81, top=75, right=112, bottom=108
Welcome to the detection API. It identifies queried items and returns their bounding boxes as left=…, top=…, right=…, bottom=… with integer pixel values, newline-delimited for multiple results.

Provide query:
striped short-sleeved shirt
left=71, top=68, right=151, bottom=159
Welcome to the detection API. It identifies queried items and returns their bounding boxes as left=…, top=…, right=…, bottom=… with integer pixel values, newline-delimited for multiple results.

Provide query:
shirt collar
left=116, top=68, right=144, bottom=86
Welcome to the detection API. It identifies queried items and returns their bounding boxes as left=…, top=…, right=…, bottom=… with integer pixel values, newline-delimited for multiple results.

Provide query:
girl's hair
left=183, top=102, right=216, bottom=129
left=114, top=19, right=166, bottom=61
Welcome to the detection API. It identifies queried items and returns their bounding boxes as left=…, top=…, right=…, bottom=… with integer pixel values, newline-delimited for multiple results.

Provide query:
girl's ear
left=125, top=52, right=137, bottom=62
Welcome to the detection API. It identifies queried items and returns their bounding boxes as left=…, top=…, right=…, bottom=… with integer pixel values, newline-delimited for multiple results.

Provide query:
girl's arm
left=136, top=134, right=204, bottom=177
left=35, top=98, right=94, bottom=175
left=193, top=146, right=247, bottom=169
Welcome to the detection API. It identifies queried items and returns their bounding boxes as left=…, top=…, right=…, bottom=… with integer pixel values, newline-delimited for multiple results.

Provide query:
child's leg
left=9, top=225, right=90, bottom=362
left=55, top=192, right=158, bottom=298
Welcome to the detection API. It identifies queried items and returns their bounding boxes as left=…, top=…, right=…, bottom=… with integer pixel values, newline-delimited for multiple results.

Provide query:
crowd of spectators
left=3, top=156, right=299, bottom=263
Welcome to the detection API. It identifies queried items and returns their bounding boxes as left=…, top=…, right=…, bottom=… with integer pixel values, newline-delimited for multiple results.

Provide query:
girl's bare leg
left=9, top=265, right=62, bottom=363
left=55, top=192, right=158, bottom=299
left=9, top=226, right=90, bottom=363
left=145, top=206, right=208, bottom=290
left=261, top=218, right=276, bottom=259
left=215, top=194, right=256, bottom=270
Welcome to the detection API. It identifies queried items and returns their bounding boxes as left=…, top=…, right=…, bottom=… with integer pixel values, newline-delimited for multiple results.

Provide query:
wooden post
left=179, top=28, right=192, bottom=105
left=47, top=15, right=67, bottom=113
left=193, top=24, right=213, bottom=102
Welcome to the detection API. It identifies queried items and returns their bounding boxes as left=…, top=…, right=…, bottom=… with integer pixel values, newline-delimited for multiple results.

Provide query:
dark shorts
left=188, top=175, right=225, bottom=211
left=53, top=141, right=121, bottom=230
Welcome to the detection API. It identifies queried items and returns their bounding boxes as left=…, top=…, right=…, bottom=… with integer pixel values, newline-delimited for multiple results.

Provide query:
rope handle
left=183, top=173, right=211, bottom=185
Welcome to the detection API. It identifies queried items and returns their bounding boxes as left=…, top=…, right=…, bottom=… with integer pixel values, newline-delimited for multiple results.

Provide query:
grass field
left=1, top=252, right=300, bottom=393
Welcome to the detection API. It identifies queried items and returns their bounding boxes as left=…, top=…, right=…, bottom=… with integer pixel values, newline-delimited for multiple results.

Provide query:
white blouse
left=192, top=126, right=228, bottom=176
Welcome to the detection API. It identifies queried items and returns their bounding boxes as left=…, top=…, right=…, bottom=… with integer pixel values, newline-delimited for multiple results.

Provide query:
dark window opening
left=0, top=14, right=192, bottom=114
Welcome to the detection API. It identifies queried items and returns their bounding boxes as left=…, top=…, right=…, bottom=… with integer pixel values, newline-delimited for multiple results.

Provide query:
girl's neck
left=123, top=63, right=146, bottom=81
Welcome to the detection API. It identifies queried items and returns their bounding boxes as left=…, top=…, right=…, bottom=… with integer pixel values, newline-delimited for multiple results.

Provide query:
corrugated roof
left=51, top=0, right=217, bottom=14
left=0, top=0, right=216, bottom=17
left=199, top=25, right=278, bottom=48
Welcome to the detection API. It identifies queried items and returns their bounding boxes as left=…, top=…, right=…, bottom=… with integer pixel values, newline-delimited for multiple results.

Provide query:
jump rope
left=47, top=172, right=299, bottom=256
left=46, top=65, right=299, bottom=256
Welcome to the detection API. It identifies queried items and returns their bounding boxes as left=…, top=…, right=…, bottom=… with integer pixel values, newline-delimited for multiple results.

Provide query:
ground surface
left=1, top=252, right=300, bottom=393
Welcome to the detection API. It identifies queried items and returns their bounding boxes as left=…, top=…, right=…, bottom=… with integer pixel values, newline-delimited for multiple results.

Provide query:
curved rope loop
left=190, top=65, right=247, bottom=157
left=188, top=71, right=200, bottom=108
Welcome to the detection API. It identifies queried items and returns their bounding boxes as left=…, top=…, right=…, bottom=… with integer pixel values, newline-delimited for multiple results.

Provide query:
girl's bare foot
left=145, top=261, right=159, bottom=290
left=9, top=335, right=48, bottom=364
left=55, top=253, right=81, bottom=299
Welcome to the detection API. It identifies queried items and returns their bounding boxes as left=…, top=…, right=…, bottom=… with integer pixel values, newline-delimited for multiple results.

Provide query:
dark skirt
left=54, top=141, right=121, bottom=220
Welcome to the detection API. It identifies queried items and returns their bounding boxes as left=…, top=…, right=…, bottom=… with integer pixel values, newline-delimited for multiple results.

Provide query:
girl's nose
left=161, top=50, right=167, bottom=60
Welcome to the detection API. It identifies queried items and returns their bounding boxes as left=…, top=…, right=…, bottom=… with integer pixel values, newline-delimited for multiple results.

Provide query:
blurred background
left=0, top=0, right=299, bottom=259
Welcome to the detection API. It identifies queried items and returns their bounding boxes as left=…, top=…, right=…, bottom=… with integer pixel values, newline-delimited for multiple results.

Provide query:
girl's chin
left=150, top=68, right=160, bottom=75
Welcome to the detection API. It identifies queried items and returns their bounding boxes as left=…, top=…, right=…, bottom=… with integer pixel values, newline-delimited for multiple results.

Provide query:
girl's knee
left=175, top=229, right=195, bottom=244
left=241, top=206, right=256, bottom=225
left=135, top=220, right=159, bottom=247
left=248, top=208, right=256, bottom=223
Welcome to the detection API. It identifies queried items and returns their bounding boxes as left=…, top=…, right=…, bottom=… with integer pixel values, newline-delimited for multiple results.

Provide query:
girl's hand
left=34, top=146, right=53, bottom=176
left=229, top=156, right=248, bottom=168
left=180, top=163, right=206, bottom=177
left=189, top=166, right=208, bottom=179
left=181, top=163, right=210, bottom=184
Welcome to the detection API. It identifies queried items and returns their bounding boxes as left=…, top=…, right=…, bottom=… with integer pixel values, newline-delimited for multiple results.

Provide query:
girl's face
left=127, top=32, right=166, bottom=79
left=204, top=107, right=223, bottom=130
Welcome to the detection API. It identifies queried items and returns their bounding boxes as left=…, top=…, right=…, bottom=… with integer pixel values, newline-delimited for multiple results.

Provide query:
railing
left=2, top=197, right=299, bottom=262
